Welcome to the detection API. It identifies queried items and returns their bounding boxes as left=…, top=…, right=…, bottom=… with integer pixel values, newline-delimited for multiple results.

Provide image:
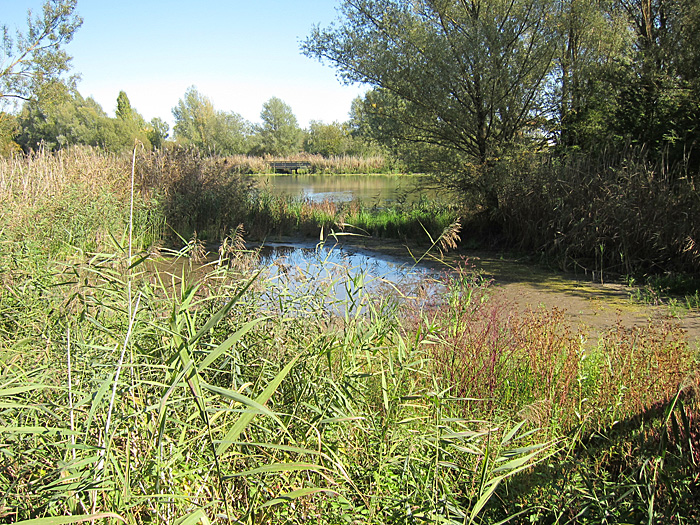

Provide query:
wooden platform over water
left=269, top=161, right=312, bottom=174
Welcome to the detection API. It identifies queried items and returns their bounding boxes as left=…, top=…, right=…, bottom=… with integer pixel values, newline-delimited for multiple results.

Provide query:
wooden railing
left=269, top=161, right=312, bottom=174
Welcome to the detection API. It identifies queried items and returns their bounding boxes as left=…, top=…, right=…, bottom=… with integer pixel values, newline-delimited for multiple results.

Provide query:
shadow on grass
left=493, top=391, right=700, bottom=524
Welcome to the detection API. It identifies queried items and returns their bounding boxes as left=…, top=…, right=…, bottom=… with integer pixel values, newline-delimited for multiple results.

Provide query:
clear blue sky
left=5, top=0, right=367, bottom=128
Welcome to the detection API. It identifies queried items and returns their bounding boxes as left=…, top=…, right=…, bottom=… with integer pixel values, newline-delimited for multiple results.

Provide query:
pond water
left=242, top=175, right=448, bottom=312
left=253, top=240, right=444, bottom=316
left=253, top=174, right=437, bottom=204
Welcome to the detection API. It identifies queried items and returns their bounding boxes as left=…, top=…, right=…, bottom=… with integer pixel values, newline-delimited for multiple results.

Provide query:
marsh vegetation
left=2, top=0, right=700, bottom=522
left=0, top=147, right=698, bottom=524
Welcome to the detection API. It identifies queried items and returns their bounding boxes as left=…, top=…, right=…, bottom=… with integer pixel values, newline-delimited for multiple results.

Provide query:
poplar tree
left=257, top=97, right=302, bottom=156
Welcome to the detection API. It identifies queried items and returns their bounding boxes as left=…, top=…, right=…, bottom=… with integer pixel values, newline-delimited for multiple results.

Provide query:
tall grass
left=245, top=191, right=460, bottom=242
left=499, top=145, right=700, bottom=278
left=1, top=145, right=698, bottom=523
left=218, top=153, right=391, bottom=174
left=0, top=238, right=558, bottom=523
left=0, top=146, right=163, bottom=258
left=2, top=239, right=696, bottom=523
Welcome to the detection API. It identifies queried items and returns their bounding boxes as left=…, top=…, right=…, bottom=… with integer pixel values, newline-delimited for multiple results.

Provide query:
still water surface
left=253, top=174, right=436, bottom=204
left=246, top=175, right=446, bottom=310
left=253, top=240, right=444, bottom=315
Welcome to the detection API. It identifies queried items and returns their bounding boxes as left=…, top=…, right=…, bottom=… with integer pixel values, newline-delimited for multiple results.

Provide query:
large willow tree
left=303, top=0, right=558, bottom=208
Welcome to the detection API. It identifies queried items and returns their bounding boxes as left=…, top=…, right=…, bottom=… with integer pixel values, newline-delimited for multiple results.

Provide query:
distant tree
left=146, top=117, right=169, bottom=149
left=172, top=86, right=215, bottom=149
left=172, top=86, right=250, bottom=155
left=303, top=120, right=350, bottom=157
left=346, top=95, right=390, bottom=157
left=115, top=90, right=134, bottom=121
left=1, top=0, right=82, bottom=107
left=211, top=111, right=252, bottom=155
left=15, top=89, right=152, bottom=152
left=17, top=90, right=110, bottom=150
left=257, top=97, right=302, bottom=156
left=113, top=90, right=151, bottom=149
left=1, top=0, right=82, bottom=150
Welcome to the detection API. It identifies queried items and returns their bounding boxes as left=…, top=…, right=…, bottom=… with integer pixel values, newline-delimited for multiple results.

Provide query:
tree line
left=2, top=84, right=381, bottom=158
left=0, top=1, right=381, bottom=158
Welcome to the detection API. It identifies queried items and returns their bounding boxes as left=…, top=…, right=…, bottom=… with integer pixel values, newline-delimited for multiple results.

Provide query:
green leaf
left=501, top=419, right=526, bottom=445
left=196, top=317, right=267, bottom=372
left=201, top=382, right=280, bottom=422
left=173, top=509, right=212, bottom=525
left=227, top=462, right=328, bottom=478
left=16, top=513, right=127, bottom=524
left=493, top=447, right=548, bottom=474
left=260, top=488, right=340, bottom=508
left=0, top=426, right=79, bottom=436
left=0, top=385, right=41, bottom=397
left=188, top=270, right=262, bottom=346
left=468, top=476, right=503, bottom=524
left=216, top=352, right=301, bottom=456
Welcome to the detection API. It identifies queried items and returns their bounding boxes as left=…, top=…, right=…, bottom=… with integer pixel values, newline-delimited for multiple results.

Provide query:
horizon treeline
left=0, top=84, right=386, bottom=159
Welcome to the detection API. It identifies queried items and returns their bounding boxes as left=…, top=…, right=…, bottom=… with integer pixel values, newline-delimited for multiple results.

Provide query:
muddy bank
left=326, top=235, right=700, bottom=349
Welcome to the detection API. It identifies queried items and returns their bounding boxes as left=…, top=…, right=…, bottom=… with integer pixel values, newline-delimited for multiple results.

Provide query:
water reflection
left=253, top=174, right=437, bottom=204
left=254, top=241, right=443, bottom=317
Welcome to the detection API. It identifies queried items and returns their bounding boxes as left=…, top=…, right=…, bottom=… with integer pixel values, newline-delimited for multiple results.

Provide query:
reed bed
left=0, top=146, right=698, bottom=523
left=211, top=153, right=391, bottom=175
left=499, top=145, right=700, bottom=278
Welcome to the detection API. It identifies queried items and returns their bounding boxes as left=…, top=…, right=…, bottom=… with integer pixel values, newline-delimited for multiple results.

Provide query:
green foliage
left=111, top=90, right=151, bottom=150
left=254, top=96, right=302, bottom=156
left=115, top=90, right=132, bottom=121
left=0, top=0, right=82, bottom=108
left=172, top=86, right=251, bottom=155
left=15, top=89, right=151, bottom=152
left=303, top=0, right=558, bottom=207
left=0, top=111, right=20, bottom=154
left=243, top=190, right=460, bottom=241
left=303, top=120, right=351, bottom=157
left=146, top=116, right=169, bottom=149
left=301, top=118, right=385, bottom=159
left=551, top=0, right=632, bottom=149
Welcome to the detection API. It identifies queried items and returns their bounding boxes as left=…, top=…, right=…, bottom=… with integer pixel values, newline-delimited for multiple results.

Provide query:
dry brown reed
left=437, top=219, right=462, bottom=255
left=499, top=145, right=700, bottom=276
left=220, top=153, right=389, bottom=174
left=134, top=147, right=257, bottom=241
left=218, top=224, right=260, bottom=272
left=0, top=146, right=131, bottom=206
